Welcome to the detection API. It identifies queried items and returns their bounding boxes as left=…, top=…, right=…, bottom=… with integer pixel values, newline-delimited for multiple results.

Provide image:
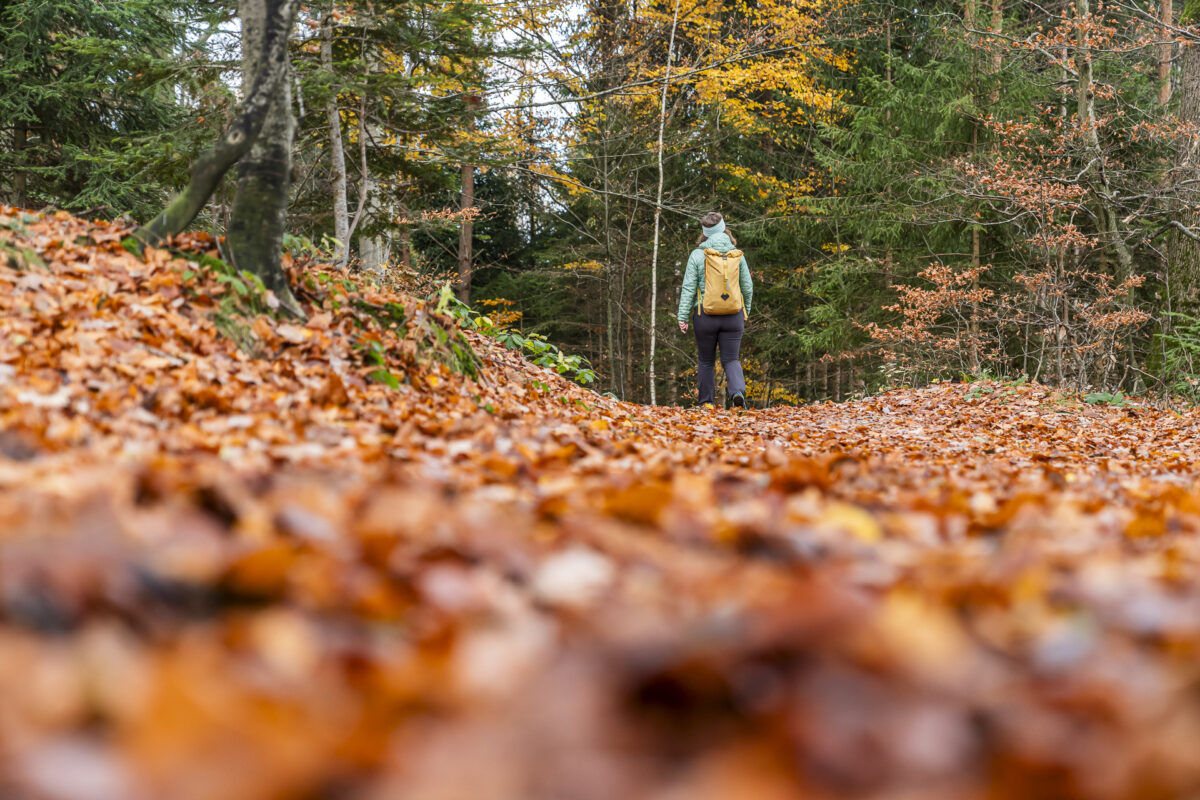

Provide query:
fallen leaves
left=4, top=208, right=1200, bottom=798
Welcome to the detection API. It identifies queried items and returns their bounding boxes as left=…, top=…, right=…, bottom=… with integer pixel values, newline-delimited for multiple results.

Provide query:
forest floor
left=3, top=208, right=1200, bottom=800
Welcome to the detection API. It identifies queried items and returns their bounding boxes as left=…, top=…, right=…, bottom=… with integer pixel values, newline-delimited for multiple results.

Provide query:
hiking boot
left=730, top=392, right=746, bottom=409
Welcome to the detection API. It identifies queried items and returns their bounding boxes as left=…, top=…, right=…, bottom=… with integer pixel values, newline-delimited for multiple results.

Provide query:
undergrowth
left=435, top=283, right=597, bottom=388
left=169, top=238, right=593, bottom=393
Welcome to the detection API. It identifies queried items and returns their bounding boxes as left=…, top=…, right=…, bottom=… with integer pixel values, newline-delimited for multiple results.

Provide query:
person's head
left=698, top=211, right=736, bottom=245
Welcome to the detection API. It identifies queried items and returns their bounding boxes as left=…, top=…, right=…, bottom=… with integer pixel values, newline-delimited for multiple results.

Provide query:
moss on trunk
left=132, top=0, right=300, bottom=255
left=227, top=0, right=302, bottom=317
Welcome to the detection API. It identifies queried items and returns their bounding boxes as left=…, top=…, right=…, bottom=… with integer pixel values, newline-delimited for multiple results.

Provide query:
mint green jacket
left=676, top=232, right=753, bottom=323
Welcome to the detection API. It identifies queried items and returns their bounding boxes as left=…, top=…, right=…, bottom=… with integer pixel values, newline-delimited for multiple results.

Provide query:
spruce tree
left=0, top=0, right=204, bottom=216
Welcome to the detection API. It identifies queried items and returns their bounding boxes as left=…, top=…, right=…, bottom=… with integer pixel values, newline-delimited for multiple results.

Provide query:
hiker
left=677, top=211, right=753, bottom=409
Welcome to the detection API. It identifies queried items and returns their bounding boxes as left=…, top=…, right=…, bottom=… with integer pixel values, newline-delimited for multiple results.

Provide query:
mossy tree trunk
left=228, top=0, right=301, bottom=315
left=134, top=0, right=299, bottom=253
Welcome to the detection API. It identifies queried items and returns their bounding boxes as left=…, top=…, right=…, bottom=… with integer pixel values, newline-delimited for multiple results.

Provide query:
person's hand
left=678, top=320, right=688, bottom=333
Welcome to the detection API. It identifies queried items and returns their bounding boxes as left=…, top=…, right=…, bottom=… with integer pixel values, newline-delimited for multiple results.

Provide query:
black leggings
left=693, top=310, right=745, bottom=405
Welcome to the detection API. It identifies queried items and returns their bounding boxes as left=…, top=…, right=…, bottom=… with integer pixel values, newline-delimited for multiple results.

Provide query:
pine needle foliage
left=0, top=0, right=213, bottom=217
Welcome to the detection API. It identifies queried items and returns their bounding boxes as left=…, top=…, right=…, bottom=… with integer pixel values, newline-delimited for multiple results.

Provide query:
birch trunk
left=647, top=0, right=681, bottom=406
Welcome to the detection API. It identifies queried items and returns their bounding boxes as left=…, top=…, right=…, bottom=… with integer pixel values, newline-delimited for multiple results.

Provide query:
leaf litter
left=3, top=208, right=1200, bottom=799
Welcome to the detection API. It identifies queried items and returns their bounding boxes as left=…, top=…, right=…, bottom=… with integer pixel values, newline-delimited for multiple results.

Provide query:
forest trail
left=3, top=209, right=1200, bottom=799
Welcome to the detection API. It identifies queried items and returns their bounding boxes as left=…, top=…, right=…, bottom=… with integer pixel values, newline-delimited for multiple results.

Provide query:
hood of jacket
left=698, top=232, right=737, bottom=254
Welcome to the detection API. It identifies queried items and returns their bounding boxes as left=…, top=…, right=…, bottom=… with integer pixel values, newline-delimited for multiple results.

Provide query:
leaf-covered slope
left=3, top=208, right=1200, bottom=799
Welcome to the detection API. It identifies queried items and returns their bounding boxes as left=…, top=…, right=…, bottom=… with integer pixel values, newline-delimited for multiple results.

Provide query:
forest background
left=6, top=0, right=1200, bottom=406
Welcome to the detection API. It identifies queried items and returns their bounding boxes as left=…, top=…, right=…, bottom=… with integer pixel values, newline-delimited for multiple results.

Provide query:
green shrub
left=436, top=283, right=597, bottom=388
left=1159, top=313, right=1200, bottom=402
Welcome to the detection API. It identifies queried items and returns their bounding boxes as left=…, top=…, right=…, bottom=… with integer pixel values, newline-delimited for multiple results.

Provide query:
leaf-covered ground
left=4, top=208, right=1200, bottom=800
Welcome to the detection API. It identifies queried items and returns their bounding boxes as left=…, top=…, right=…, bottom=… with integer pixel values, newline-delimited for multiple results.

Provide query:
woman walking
left=677, top=211, right=753, bottom=408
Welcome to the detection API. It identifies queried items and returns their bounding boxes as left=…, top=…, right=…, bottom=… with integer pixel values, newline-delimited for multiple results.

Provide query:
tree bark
left=606, top=274, right=617, bottom=396
left=321, top=6, right=350, bottom=266
left=1160, top=0, right=1175, bottom=105
left=1075, top=0, right=1134, bottom=276
left=13, top=121, right=27, bottom=208
left=647, top=0, right=682, bottom=406
left=1168, top=32, right=1200, bottom=316
left=964, top=0, right=992, bottom=373
left=456, top=109, right=476, bottom=304
left=625, top=306, right=633, bottom=399
left=228, top=0, right=301, bottom=315
left=344, top=12, right=388, bottom=275
left=989, top=0, right=1002, bottom=104
left=457, top=160, right=475, bottom=303
left=397, top=200, right=412, bottom=270
left=357, top=130, right=390, bottom=275
left=134, top=0, right=300, bottom=250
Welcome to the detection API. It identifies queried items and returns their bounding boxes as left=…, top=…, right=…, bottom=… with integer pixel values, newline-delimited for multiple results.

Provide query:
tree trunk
left=352, top=90, right=389, bottom=274
left=13, top=120, right=27, bottom=208
left=397, top=199, right=412, bottom=270
left=347, top=11, right=389, bottom=276
left=134, top=0, right=300, bottom=250
left=969, top=99, right=982, bottom=374
left=647, top=0, right=682, bottom=406
left=457, top=157, right=475, bottom=303
left=321, top=6, right=350, bottom=266
left=989, top=0, right=1002, bottom=103
left=602, top=123, right=622, bottom=399
left=1169, top=33, right=1200, bottom=316
left=1160, top=0, right=1175, bottom=105
left=1075, top=0, right=1134, bottom=276
left=228, top=0, right=301, bottom=315
left=964, top=0, right=991, bottom=373
left=607, top=272, right=619, bottom=397
left=668, top=357, right=677, bottom=406
left=455, top=99, right=480, bottom=303
left=625, top=305, right=633, bottom=399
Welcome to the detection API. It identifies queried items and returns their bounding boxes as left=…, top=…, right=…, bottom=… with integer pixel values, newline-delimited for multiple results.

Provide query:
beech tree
left=135, top=0, right=302, bottom=311
left=227, top=0, right=301, bottom=310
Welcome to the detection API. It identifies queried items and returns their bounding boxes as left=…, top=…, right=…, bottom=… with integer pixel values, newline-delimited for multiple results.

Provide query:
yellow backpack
left=700, top=248, right=744, bottom=315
